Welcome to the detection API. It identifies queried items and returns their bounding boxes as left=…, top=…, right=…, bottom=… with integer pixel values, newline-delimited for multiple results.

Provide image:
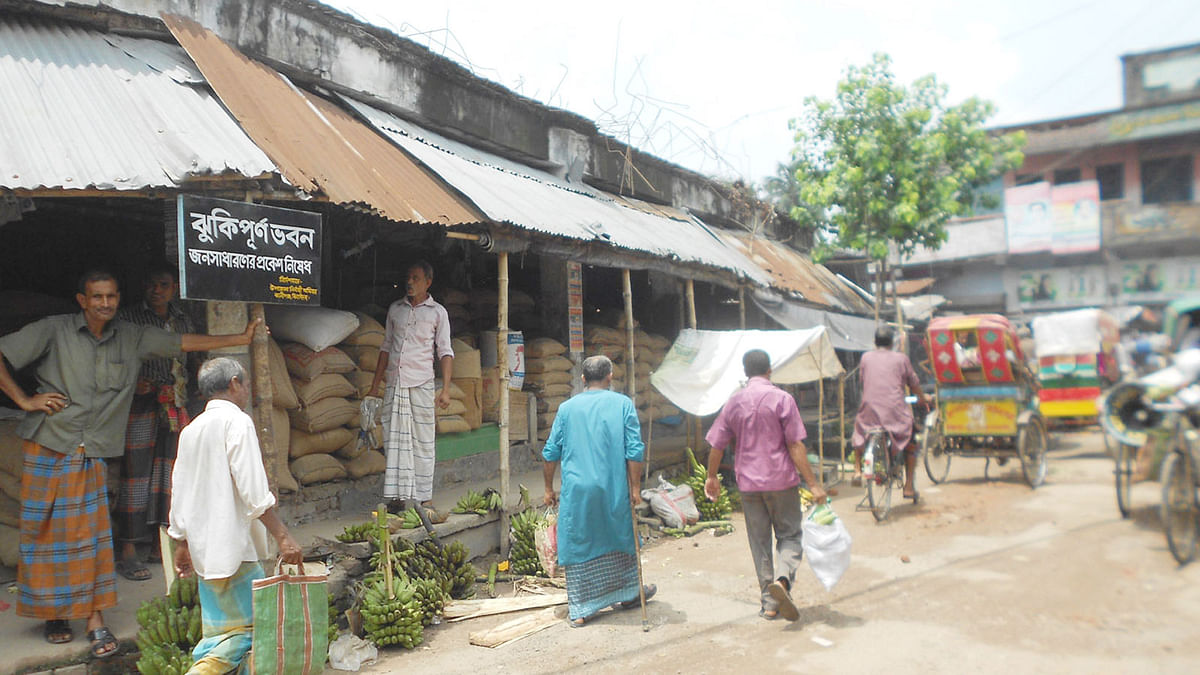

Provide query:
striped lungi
left=17, top=441, right=118, bottom=619
left=115, top=392, right=177, bottom=544
left=382, top=381, right=436, bottom=502
left=191, top=561, right=264, bottom=674
left=564, top=550, right=640, bottom=621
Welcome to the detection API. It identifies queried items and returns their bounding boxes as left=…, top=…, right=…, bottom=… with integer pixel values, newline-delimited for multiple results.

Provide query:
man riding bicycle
left=851, top=328, right=934, bottom=499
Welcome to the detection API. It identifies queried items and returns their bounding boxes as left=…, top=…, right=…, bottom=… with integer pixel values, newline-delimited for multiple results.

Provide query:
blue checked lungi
left=191, top=561, right=264, bottom=674
left=564, top=550, right=640, bottom=621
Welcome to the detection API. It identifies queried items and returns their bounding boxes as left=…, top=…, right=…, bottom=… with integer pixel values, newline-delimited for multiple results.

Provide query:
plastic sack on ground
left=534, top=508, right=559, bottom=577
left=328, top=633, right=378, bottom=671
left=801, top=503, right=852, bottom=591
left=640, top=476, right=700, bottom=529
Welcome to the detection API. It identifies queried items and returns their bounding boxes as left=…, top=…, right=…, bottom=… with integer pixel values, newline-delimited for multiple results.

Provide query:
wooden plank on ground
left=468, top=607, right=560, bottom=648
left=444, top=593, right=568, bottom=622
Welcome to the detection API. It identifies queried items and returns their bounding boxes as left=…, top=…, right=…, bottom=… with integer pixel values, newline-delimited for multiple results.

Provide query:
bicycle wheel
left=1017, top=421, right=1047, bottom=489
left=922, top=414, right=950, bottom=484
left=1160, top=450, right=1200, bottom=565
left=1114, top=442, right=1134, bottom=519
left=866, top=432, right=893, bottom=521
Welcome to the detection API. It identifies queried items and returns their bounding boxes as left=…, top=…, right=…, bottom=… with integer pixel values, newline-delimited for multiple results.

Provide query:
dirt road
left=354, top=430, right=1200, bottom=674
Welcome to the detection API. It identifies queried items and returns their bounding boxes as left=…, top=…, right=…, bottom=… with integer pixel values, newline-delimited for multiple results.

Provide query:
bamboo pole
left=738, top=285, right=746, bottom=329
left=623, top=269, right=636, bottom=405
left=817, top=376, right=825, bottom=482
left=249, top=303, right=276, bottom=494
left=685, top=279, right=697, bottom=330
left=685, top=279, right=699, bottom=454
left=838, top=376, right=846, bottom=482
left=498, top=252, right=511, bottom=559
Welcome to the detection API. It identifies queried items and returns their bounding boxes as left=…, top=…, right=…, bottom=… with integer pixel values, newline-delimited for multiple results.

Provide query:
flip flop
left=567, top=616, right=589, bottom=628
left=767, top=581, right=800, bottom=622
left=44, top=619, right=73, bottom=644
left=616, top=584, right=657, bottom=610
left=759, top=608, right=779, bottom=621
left=117, top=559, right=151, bottom=582
left=87, top=626, right=119, bottom=659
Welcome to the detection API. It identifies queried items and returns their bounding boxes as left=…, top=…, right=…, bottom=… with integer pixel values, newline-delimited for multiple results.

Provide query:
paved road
left=356, top=429, right=1199, bottom=674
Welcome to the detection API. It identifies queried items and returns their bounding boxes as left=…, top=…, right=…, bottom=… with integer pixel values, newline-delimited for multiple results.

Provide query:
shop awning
left=162, top=14, right=483, bottom=227
left=751, top=289, right=878, bottom=352
left=339, top=96, right=773, bottom=287
left=0, top=16, right=276, bottom=192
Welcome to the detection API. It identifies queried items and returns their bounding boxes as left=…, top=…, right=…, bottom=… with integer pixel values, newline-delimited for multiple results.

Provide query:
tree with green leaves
left=782, top=53, right=1025, bottom=321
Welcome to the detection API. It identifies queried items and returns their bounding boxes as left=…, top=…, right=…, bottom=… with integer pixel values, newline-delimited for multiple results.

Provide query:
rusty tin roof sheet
left=162, top=14, right=482, bottom=226
left=0, top=16, right=276, bottom=191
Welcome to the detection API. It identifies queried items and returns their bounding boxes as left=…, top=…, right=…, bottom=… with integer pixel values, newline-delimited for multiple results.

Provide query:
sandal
left=117, top=558, right=152, bottom=582
left=87, top=626, right=119, bottom=659
left=759, top=608, right=779, bottom=620
left=44, top=619, right=73, bottom=644
left=768, top=580, right=799, bottom=622
left=567, top=616, right=589, bottom=628
left=615, top=584, right=657, bottom=610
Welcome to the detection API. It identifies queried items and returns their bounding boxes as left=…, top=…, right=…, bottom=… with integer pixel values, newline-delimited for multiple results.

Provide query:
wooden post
left=685, top=279, right=699, bottom=452
left=249, top=302, right=276, bottom=494
left=817, top=377, right=824, bottom=484
left=498, top=252, right=511, bottom=559
left=622, top=269, right=637, bottom=405
left=685, top=279, right=697, bottom=330
left=838, top=376, right=846, bottom=481
left=738, top=285, right=746, bottom=329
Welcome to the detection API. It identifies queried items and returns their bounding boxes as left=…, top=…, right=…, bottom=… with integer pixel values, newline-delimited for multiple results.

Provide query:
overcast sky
left=325, top=0, right=1200, bottom=184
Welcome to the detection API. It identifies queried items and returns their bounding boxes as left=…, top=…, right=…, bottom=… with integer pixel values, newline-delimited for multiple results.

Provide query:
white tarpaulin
left=649, top=328, right=844, bottom=416
left=1031, top=308, right=1115, bottom=358
left=750, top=289, right=876, bottom=352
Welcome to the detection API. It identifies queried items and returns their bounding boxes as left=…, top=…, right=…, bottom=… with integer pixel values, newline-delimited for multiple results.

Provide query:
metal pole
left=498, top=252, right=511, bottom=559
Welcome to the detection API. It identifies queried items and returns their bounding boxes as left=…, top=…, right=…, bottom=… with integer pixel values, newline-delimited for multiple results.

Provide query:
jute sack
left=289, top=398, right=358, bottom=433
left=269, top=340, right=300, bottom=410
left=341, top=450, right=386, bottom=479
left=537, top=412, right=557, bottom=430
left=525, top=355, right=573, bottom=374
left=270, top=407, right=300, bottom=493
left=289, top=426, right=355, bottom=459
left=584, top=326, right=623, bottom=345
left=294, top=373, right=356, bottom=408
left=281, top=343, right=356, bottom=380
left=541, top=383, right=573, bottom=398
left=436, top=399, right=468, bottom=417
left=334, top=431, right=367, bottom=461
left=290, top=454, right=347, bottom=485
left=437, top=415, right=471, bottom=435
left=586, top=343, right=624, bottom=360
left=441, top=288, right=470, bottom=306
left=524, top=371, right=573, bottom=388
left=536, top=396, right=568, bottom=414
left=342, top=311, right=385, bottom=347
left=341, top=345, right=382, bottom=373
left=346, top=370, right=376, bottom=398
left=525, top=337, right=567, bottom=359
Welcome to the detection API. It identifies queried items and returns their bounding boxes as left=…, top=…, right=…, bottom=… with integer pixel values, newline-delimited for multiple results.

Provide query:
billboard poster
left=567, top=261, right=584, bottom=353
left=1118, top=258, right=1200, bottom=303
left=1009, top=265, right=1107, bottom=310
left=177, top=195, right=322, bottom=305
left=1004, top=182, right=1052, bottom=253
left=1051, top=180, right=1101, bottom=254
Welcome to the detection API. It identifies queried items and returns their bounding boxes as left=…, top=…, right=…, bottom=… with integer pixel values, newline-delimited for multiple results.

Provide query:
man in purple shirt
left=704, top=349, right=826, bottom=621
left=367, top=261, right=454, bottom=516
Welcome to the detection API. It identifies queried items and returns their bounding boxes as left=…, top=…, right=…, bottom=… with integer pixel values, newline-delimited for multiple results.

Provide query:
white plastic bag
left=328, top=633, right=377, bottom=671
left=533, top=508, right=559, bottom=577
left=640, top=476, right=700, bottom=529
left=801, top=505, right=852, bottom=591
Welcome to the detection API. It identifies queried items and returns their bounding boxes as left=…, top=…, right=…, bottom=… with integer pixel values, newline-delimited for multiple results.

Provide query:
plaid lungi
left=191, top=561, right=264, bottom=674
left=564, top=550, right=640, bottom=621
left=17, top=441, right=118, bottom=619
left=114, top=391, right=178, bottom=544
left=382, top=381, right=436, bottom=501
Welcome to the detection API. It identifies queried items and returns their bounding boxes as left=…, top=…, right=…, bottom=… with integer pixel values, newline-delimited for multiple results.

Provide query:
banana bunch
left=483, top=488, right=503, bottom=512
left=359, top=576, right=424, bottom=649
left=686, top=447, right=732, bottom=521
left=337, top=521, right=377, bottom=543
left=167, top=575, right=198, bottom=609
left=451, top=489, right=490, bottom=515
left=396, top=539, right=476, bottom=599
left=328, top=598, right=341, bottom=645
left=135, top=642, right=193, bottom=675
left=509, top=509, right=546, bottom=576
left=799, top=487, right=814, bottom=511
left=412, top=577, right=445, bottom=626
left=399, top=508, right=424, bottom=530
left=369, top=544, right=416, bottom=572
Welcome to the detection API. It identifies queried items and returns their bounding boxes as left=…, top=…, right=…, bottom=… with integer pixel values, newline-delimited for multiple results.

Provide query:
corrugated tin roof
left=162, top=14, right=483, bottom=226
left=340, top=95, right=772, bottom=285
left=716, top=230, right=874, bottom=314
left=0, top=16, right=276, bottom=191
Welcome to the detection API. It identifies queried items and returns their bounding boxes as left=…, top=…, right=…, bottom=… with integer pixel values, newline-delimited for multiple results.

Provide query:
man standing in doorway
left=0, top=269, right=262, bottom=658
left=169, top=357, right=303, bottom=674
left=704, top=349, right=826, bottom=621
left=115, top=265, right=195, bottom=582
left=367, top=261, right=453, bottom=518
left=542, top=355, right=655, bottom=627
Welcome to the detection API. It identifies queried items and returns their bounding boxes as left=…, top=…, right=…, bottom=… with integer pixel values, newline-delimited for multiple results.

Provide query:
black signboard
left=176, top=195, right=322, bottom=305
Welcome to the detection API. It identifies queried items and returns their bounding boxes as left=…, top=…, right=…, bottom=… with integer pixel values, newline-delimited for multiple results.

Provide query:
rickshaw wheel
left=1017, top=421, right=1048, bottom=488
left=922, top=416, right=950, bottom=484
left=865, top=432, right=893, bottom=522
left=1115, top=443, right=1135, bottom=519
left=1160, top=450, right=1199, bottom=565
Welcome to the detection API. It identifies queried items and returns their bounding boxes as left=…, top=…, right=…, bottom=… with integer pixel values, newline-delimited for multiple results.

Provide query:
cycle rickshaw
left=920, top=315, right=1049, bottom=488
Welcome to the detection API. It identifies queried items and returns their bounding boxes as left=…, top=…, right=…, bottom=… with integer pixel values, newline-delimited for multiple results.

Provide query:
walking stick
left=630, top=489, right=650, bottom=632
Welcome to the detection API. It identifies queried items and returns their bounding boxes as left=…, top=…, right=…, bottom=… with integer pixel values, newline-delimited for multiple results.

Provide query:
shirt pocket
left=97, top=356, right=130, bottom=391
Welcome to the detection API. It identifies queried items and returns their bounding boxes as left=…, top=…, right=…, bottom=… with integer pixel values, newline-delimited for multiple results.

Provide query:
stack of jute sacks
left=440, top=289, right=472, bottom=337
left=469, top=289, right=537, bottom=334
left=437, top=337, right=483, bottom=435
left=523, top=337, right=574, bottom=441
left=583, top=322, right=680, bottom=425
left=0, top=419, right=22, bottom=566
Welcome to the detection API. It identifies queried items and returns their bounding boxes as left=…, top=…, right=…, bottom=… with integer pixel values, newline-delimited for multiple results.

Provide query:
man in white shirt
left=169, top=357, right=301, bottom=674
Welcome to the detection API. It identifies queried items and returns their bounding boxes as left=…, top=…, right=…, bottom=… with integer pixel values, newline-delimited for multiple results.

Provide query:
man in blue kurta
left=543, top=355, right=656, bottom=626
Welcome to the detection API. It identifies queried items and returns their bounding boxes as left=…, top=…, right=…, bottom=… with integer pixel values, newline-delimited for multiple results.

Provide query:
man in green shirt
left=0, top=270, right=261, bottom=658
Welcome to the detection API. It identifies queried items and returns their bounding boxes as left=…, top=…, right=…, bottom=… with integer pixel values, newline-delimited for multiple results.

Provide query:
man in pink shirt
left=368, top=261, right=454, bottom=516
left=704, top=349, right=826, bottom=621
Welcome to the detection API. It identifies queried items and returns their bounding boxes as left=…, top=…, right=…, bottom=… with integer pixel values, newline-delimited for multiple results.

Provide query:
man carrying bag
left=169, top=357, right=309, bottom=674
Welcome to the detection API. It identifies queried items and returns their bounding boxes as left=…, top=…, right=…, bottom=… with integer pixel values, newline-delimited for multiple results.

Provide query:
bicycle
left=1153, top=397, right=1200, bottom=564
left=862, top=395, right=924, bottom=522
